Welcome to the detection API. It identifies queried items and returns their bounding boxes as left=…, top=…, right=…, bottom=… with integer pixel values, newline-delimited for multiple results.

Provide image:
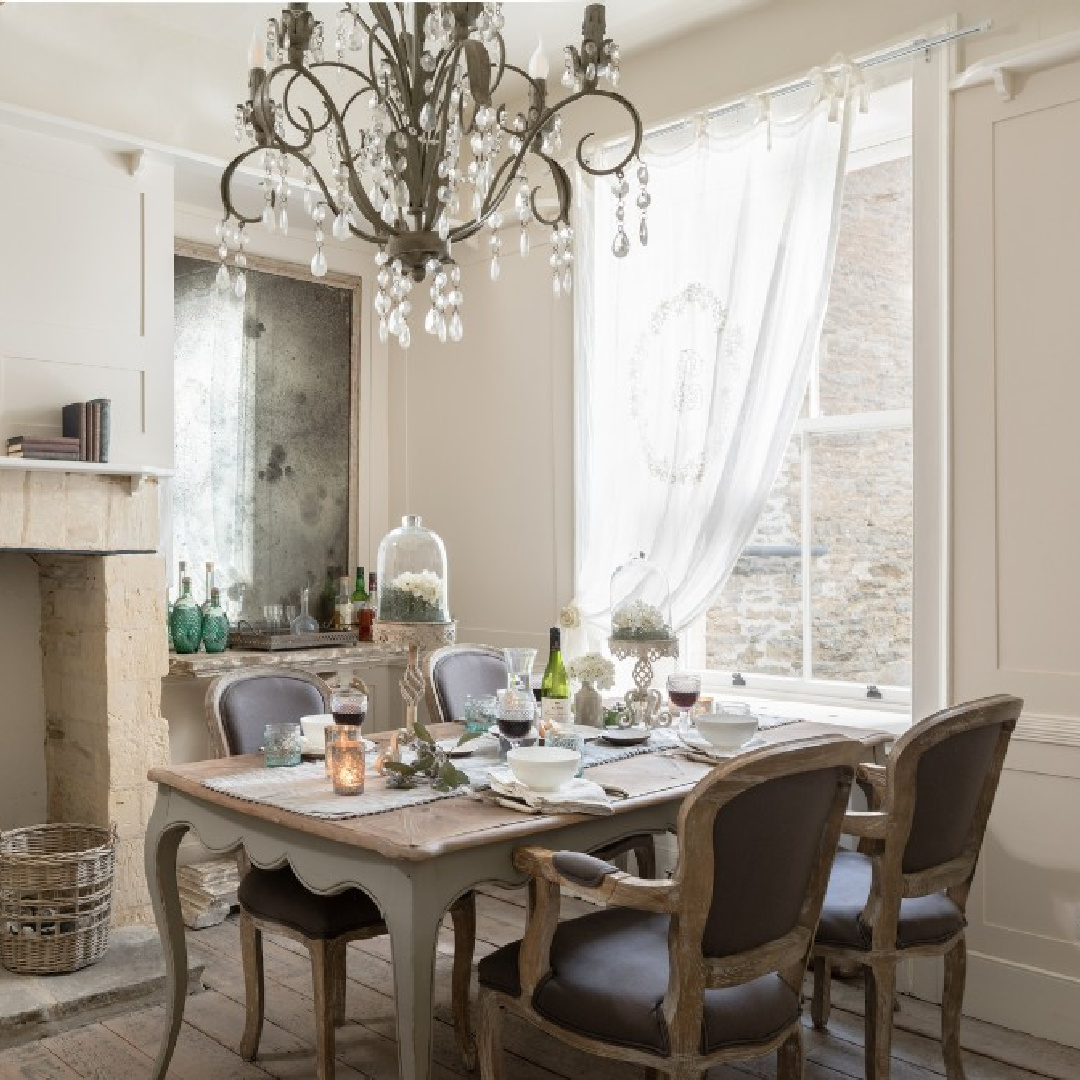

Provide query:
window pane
left=818, top=154, right=912, bottom=415
left=705, top=437, right=803, bottom=676
left=809, top=428, right=912, bottom=686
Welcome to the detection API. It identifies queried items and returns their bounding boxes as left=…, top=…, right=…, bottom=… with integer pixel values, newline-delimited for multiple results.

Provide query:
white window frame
left=690, top=30, right=953, bottom=719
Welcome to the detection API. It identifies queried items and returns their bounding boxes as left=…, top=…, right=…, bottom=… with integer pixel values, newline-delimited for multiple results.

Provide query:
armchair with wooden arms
left=475, top=736, right=866, bottom=1080
left=810, top=693, right=1023, bottom=1080
left=205, top=667, right=479, bottom=1077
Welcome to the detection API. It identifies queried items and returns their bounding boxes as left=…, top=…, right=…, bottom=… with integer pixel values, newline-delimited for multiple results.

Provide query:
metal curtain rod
left=645, top=19, right=992, bottom=140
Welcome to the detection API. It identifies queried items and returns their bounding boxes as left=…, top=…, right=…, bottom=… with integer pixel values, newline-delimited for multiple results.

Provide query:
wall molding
left=1015, top=711, right=1080, bottom=747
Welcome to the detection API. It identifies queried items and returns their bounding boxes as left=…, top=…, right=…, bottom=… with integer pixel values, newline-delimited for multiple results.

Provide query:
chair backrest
left=425, top=644, right=508, bottom=725
left=206, top=668, right=331, bottom=757
left=661, top=736, right=863, bottom=1054
left=882, top=694, right=1022, bottom=903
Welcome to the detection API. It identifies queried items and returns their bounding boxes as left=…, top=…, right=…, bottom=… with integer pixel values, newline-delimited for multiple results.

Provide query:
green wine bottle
left=201, top=587, right=229, bottom=654
left=169, top=576, right=202, bottom=654
left=540, top=626, right=571, bottom=727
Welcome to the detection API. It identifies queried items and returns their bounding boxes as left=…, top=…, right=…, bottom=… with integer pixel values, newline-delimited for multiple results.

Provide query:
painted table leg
left=144, top=793, right=191, bottom=1080
left=384, top=879, right=449, bottom=1080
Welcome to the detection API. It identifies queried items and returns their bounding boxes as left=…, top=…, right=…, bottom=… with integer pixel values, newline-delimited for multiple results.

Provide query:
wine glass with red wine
left=496, top=688, right=536, bottom=752
left=666, top=672, right=701, bottom=734
left=330, top=686, right=368, bottom=727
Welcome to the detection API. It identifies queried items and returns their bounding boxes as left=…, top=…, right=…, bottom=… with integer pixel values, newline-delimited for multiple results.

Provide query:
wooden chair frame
left=810, top=694, right=1023, bottom=1080
left=205, top=667, right=478, bottom=1077
left=427, top=642, right=659, bottom=878
left=477, top=736, right=867, bottom=1080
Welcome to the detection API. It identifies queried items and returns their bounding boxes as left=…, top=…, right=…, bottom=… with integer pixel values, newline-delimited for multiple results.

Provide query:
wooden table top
left=148, top=721, right=891, bottom=863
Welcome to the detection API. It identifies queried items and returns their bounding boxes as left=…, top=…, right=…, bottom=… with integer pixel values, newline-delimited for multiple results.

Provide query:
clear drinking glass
left=666, top=672, right=701, bottom=733
left=264, top=723, right=302, bottom=767
left=496, top=688, right=536, bottom=751
left=503, top=647, right=537, bottom=695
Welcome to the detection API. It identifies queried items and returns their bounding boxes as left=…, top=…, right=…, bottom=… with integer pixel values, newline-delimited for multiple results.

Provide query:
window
left=698, top=79, right=915, bottom=704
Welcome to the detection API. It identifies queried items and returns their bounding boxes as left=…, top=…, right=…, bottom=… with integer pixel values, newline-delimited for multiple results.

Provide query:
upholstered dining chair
left=205, top=667, right=478, bottom=1078
left=426, top=642, right=658, bottom=878
left=810, top=694, right=1023, bottom=1080
left=475, top=736, right=866, bottom=1080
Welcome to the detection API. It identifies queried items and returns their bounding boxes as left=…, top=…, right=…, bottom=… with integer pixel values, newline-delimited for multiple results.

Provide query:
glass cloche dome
left=609, top=551, right=673, bottom=641
left=376, top=515, right=451, bottom=624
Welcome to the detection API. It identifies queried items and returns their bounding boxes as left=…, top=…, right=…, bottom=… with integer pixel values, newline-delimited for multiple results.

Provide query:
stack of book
left=61, top=399, right=111, bottom=462
left=4, top=398, right=112, bottom=463
left=6, top=436, right=81, bottom=461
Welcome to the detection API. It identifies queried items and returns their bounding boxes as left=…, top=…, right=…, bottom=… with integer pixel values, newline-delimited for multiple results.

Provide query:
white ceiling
left=123, top=1, right=767, bottom=67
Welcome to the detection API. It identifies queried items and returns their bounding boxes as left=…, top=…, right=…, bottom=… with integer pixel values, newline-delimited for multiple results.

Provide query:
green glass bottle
left=169, top=576, right=202, bottom=654
left=540, top=626, right=571, bottom=727
left=166, top=591, right=174, bottom=652
left=201, top=586, right=229, bottom=654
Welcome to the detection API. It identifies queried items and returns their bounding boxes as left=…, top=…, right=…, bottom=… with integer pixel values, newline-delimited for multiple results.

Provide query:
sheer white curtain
left=571, top=83, right=855, bottom=651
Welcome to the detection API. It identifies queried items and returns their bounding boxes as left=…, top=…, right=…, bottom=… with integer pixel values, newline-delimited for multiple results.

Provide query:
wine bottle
left=352, top=565, right=373, bottom=642
left=540, top=626, right=571, bottom=727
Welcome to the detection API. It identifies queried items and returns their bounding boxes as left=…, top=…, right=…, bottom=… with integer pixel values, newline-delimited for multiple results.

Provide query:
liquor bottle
left=351, top=566, right=374, bottom=642
left=540, top=626, right=571, bottom=727
left=169, top=576, right=202, bottom=654
left=201, top=561, right=215, bottom=614
left=291, top=587, right=319, bottom=634
left=201, top=587, right=229, bottom=653
left=334, top=575, right=354, bottom=631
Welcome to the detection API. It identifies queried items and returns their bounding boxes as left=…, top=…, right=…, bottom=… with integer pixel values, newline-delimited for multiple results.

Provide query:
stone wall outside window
left=705, top=156, right=913, bottom=687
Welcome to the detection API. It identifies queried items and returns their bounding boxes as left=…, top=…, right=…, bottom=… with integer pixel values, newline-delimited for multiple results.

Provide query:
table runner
left=200, top=716, right=797, bottom=821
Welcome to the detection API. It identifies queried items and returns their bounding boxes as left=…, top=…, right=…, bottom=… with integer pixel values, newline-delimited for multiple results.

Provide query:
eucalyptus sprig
left=383, top=721, right=484, bottom=792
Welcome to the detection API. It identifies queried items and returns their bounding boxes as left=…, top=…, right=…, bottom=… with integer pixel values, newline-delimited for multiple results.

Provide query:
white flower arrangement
left=558, top=602, right=582, bottom=629
left=390, top=570, right=444, bottom=607
left=567, top=652, right=616, bottom=690
left=611, top=599, right=673, bottom=640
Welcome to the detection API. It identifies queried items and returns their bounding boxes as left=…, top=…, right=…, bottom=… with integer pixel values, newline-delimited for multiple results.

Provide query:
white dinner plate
left=679, top=733, right=766, bottom=758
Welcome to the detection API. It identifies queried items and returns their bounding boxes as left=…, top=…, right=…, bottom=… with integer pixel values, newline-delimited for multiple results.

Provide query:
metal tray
left=227, top=629, right=359, bottom=651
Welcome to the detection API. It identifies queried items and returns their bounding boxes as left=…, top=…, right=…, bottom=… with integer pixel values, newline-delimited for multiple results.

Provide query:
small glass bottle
left=201, top=586, right=229, bottom=653
left=201, top=561, right=215, bottom=614
left=291, top=586, right=319, bottom=634
left=169, top=575, right=202, bottom=654
left=334, top=575, right=354, bottom=631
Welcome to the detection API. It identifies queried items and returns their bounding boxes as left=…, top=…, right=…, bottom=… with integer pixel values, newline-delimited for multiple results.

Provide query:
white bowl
left=300, top=714, right=334, bottom=748
left=695, top=712, right=759, bottom=751
left=506, top=746, right=580, bottom=792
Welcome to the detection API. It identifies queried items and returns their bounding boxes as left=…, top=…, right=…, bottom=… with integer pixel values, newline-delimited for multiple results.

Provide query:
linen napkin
left=481, top=767, right=614, bottom=815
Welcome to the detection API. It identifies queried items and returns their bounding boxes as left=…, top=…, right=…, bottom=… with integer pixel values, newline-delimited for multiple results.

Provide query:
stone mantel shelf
left=168, top=642, right=408, bottom=679
left=0, top=457, right=173, bottom=494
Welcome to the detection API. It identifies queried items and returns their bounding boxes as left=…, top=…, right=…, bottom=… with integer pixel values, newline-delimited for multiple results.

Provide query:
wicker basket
left=0, top=823, right=116, bottom=975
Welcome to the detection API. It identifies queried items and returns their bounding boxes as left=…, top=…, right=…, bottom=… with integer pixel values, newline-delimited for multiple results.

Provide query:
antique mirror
left=172, top=243, right=360, bottom=622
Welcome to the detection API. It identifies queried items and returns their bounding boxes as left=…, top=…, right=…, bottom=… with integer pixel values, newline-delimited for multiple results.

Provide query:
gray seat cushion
left=238, top=867, right=384, bottom=940
left=816, top=850, right=966, bottom=950
left=477, top=907, right=800, bottom=1056
left=220, top=678, right=326, bottom=755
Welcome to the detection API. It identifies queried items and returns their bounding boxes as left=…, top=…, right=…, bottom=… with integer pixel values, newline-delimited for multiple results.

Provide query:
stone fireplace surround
left=0, top=465, right=169, bottom=926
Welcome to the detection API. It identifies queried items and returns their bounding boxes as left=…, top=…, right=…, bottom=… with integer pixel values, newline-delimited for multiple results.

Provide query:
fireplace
left=0, top=464, right=169, bottom=926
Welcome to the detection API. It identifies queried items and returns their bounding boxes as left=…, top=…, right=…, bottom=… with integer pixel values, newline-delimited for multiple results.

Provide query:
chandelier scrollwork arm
left=217, top=1, right=650, bottom=345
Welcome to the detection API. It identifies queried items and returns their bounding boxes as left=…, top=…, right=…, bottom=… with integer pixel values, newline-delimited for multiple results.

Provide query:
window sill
left=704, top=689, right=911, bottom=738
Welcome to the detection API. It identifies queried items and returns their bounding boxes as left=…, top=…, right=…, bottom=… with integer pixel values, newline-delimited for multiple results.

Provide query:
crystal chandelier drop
left=216, top=2, right=647, bottom=347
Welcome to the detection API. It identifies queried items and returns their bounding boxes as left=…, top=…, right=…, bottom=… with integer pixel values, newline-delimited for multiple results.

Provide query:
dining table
left=144, top=719, right=891, bottom=1080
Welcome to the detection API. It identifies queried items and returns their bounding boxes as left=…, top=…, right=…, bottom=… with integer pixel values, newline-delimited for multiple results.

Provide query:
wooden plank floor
left=0, top=887, right=1075, bottom=1079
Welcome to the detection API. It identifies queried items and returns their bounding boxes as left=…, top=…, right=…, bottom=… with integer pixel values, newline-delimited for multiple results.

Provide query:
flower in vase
left=567, top=652, right=616, bottom=690
left=558, top=602, right=582, bottom=629
left=611, top=599, right=673, bottom=640
left=381, top=570, right=447, bottom=622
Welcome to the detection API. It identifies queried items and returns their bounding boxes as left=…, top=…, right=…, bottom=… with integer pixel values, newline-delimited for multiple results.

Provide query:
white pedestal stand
left=607, top=635, right=679, bottom=725
left=373, top=619, right=457, bottom=733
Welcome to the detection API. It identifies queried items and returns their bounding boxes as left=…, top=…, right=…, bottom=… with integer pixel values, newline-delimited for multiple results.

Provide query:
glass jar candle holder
left=264, top=723, right=302, bottom=768
left=326, top=725, right=365, bottom=794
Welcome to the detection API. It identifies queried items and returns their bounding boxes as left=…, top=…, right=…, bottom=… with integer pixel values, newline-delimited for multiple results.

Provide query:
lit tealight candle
left=327, top=725, right=365, bottom=795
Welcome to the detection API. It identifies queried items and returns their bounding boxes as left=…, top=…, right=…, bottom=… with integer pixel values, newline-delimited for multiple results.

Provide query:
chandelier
left=215, top=2, right=647, bottom=347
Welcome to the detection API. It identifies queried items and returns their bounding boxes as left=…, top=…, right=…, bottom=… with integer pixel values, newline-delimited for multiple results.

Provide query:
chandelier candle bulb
left=528, top=39, right=549, bottom=81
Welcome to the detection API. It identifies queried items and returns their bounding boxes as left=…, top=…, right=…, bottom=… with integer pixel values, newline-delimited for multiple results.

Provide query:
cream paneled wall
left=949, top=58, right=1080, bottom=1047
left=0, top=127, right=174, bottom=465
left=386, top=238, right=574, bottom=656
